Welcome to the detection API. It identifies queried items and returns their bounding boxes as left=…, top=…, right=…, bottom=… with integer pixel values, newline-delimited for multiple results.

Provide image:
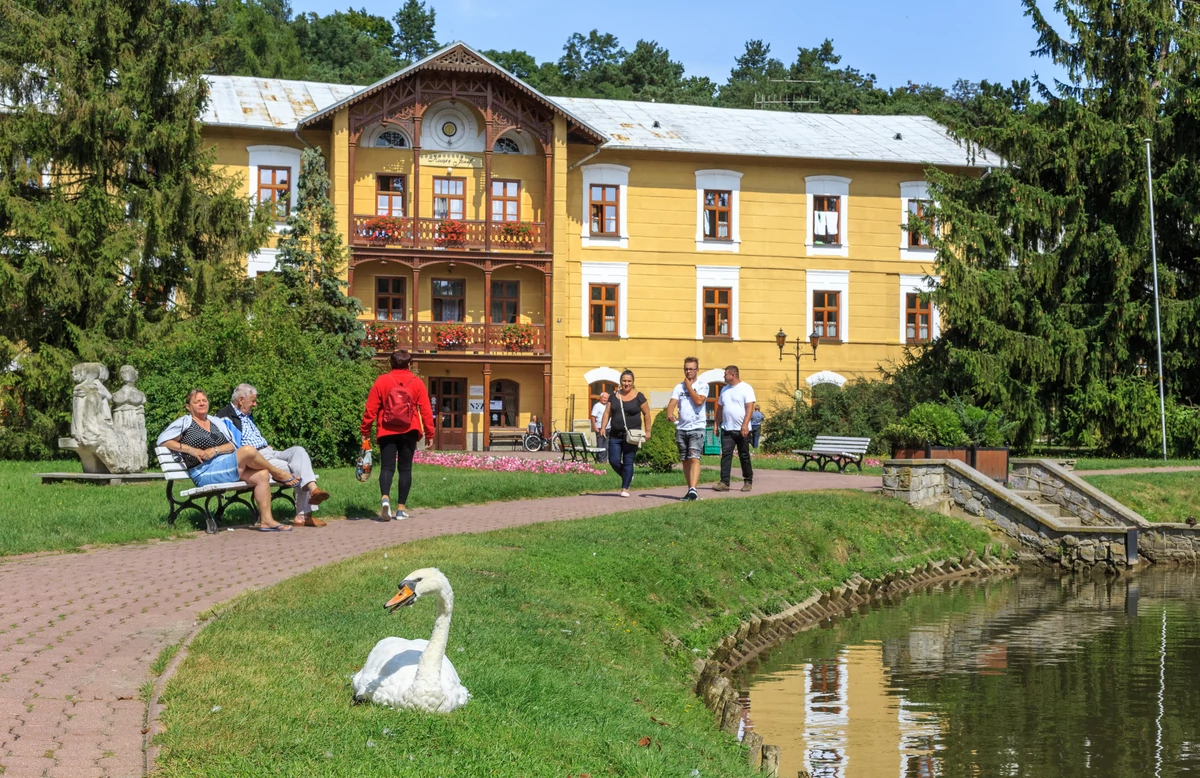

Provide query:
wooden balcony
left=350, top=216, right=549, bottom=254
left=363, top=321, right=548, bottom=356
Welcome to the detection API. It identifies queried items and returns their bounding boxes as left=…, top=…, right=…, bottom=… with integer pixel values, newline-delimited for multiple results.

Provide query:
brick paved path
left=0, top=469, right=878, bottom=777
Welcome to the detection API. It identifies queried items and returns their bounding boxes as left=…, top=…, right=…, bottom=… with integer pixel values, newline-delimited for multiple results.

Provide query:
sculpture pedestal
left=58, top=437, right=111, bottom=474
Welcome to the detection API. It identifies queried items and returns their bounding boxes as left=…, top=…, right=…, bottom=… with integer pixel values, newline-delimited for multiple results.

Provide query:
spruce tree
left=0, top=0, right=269, bottom=457
left=390, top=0, right=437, bottom=65
left=920, top=0, right=1200, bottom=452
left=274, top=147, right=370, bottom=361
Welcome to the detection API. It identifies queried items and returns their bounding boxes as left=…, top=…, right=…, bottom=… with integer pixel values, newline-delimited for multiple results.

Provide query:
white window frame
left=694, top=169, right=742, bottom=252
left=247, top=247, right=281, bottom=278
left=365, top=125, right=412, bottom=149
left=247, top=145, right=302, bottom=233
left=805, top=175, right=851, bottom=258
left=806, top=269, right=851, bottom=343
left=580, top=261, right=629, bottom=338
left=900, top=181, right=938, bottom=260
left=899, top=274, right=941, bottom=344
left=695, top=265, right=740, bottom=340
left=806, top=370, right=848, bottom=387
left=581, top=164, right=630, bottom=249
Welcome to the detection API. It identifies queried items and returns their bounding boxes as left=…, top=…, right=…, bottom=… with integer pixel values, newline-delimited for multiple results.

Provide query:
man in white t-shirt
left=665, top=357, right=709, bottom=501
left=590, top=391, right=610, bottom=463
left=713, top=364, right=756, bottom=492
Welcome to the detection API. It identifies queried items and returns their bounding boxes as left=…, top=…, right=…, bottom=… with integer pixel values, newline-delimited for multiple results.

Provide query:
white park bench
left=792, top=436, right=873, bottom=473
left=155, top=446, right=297, bottom=534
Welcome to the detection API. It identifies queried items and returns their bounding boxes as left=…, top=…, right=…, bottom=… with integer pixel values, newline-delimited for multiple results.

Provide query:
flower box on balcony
left=435, top=219, right=468, bottom=248
left=497, top=221, right=535, bottom=248
left=500, top=322, right=536, bottom=351
left=435, top=323, right=471, bottom=350
left=363, top=320, right=402, bottom=352
left=361, top=216, right=407, bottom=244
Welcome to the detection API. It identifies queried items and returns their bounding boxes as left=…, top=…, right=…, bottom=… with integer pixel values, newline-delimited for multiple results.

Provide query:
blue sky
left=293, top=0, right=1069, bottom=90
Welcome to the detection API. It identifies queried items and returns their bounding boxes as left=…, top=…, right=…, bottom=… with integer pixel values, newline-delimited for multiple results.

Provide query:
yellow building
left=200, top=42, right=994, bottom=450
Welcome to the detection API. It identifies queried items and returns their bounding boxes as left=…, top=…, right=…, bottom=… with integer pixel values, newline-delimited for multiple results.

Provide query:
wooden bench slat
left=790, top=436, right=872, bottom=474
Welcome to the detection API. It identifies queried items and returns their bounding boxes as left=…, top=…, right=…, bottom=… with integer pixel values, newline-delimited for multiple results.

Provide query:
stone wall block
left=761, top=745, right=781, bottom=777
left=744, top=731, right=764, bottom=767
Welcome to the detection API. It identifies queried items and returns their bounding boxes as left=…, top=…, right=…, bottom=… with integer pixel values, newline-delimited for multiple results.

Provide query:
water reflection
left=739, top=570, right=1200, bottom=778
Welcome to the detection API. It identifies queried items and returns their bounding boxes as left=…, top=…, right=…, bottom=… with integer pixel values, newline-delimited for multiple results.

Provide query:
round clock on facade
left=442, top=121, right=458, bottom=137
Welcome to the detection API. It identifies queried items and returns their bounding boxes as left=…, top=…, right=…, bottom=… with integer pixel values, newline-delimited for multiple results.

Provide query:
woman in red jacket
left=361, top=350, right=435, bottom=520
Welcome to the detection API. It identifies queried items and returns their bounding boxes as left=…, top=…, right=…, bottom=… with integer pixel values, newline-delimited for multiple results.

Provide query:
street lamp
left=776, top=327, right=820, bottom=397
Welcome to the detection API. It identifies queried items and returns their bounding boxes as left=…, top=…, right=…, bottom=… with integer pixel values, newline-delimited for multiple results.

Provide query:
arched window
left=375, top=130, right=409, bottom=149
left=588, top=380, right=616, bottom=412
left=494, top=136, right=521, bottom=154
left=490, top=380, right=519, bottom=426
left=705, top=382, right=726, bottom=429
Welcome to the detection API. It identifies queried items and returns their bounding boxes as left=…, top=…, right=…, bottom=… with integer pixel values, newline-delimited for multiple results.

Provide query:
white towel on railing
left=813, top=211, right=827, bottom=238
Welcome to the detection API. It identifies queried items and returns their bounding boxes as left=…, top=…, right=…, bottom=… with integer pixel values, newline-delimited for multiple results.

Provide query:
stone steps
left=1010, top=489, right=1080, bottom=522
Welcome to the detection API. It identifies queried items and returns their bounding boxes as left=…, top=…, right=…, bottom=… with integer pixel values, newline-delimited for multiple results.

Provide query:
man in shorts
left=665, top=356, right=709, bottom=501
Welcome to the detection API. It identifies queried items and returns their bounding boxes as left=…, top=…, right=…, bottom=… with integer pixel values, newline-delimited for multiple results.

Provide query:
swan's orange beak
left=385, top=584, right=416, bottom=613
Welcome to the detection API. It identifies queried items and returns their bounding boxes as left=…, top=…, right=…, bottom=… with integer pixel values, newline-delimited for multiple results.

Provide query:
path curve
left=0, top=469, right=879, bottom=777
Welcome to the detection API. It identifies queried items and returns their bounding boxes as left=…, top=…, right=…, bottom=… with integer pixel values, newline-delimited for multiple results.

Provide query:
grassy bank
left=0, top=460, right=714, bottom=557
left=1083, top=472, right=1200, bottom=523
left=156, top=491, right=988, bottom=777
left=1074, top=457, right=1200, bottom=471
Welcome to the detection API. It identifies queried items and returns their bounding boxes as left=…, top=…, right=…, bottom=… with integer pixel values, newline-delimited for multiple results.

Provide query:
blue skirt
left=188, top=453, right=241, bottom=487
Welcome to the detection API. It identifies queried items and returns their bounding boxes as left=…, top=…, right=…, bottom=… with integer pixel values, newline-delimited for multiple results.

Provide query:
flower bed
left=414, top=450, right=605, bottom=475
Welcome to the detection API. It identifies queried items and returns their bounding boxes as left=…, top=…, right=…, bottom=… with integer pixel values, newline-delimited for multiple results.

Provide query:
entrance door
left=429, top=377, right=467, bottom=450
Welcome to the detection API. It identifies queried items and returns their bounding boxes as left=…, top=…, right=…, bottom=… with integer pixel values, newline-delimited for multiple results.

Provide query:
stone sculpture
left=59, top=363, right=148, bottom=474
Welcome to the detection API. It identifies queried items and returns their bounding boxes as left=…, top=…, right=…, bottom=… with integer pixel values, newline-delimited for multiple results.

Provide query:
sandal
left=277, top=474, right=302, bottom=488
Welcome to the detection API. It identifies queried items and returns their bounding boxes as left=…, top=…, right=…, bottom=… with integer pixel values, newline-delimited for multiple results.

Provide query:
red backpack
left=380, top=376, right=417, bottom=429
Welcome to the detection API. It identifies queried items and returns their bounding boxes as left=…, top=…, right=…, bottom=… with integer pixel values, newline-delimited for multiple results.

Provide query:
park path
left=0, top=468, right=879, bottom=778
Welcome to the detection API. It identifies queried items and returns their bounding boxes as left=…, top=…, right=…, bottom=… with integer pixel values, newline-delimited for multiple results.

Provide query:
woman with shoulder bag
left=599, top=369, right=651, bottom=498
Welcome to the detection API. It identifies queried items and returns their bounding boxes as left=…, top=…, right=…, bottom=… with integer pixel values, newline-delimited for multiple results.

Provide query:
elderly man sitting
left=216, top=383, right=330, bottom=527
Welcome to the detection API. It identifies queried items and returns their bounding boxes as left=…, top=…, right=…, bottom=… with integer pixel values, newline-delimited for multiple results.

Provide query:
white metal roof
left=201, top=75, right=360, bottom=131
left=551, top=97, right=997, bottom=168
left=200, top=73, right=996, bottom=168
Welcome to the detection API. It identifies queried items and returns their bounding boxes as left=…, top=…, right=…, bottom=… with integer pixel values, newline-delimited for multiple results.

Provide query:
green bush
left=1062, top=376, right=1167, bottom=457
left=635, top=410, right=679, bottom=473
left=1168, top=404, right=1200, bottom=458
left=882, top=402, right=969, bottom=449
left=131, top=289, right=379, bottom=467
left=951, top=396, right=1018, bottom=447
left=760, top=379, right=904, bottom=454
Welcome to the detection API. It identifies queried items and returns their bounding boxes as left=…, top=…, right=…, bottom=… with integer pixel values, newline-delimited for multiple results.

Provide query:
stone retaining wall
left=1010, top=459, right=1136, bottom=527
left=689, top=556, right=1018, bottom=776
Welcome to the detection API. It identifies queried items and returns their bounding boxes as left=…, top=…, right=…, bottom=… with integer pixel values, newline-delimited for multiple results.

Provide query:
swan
left=351, top=567, right=471, bottom=713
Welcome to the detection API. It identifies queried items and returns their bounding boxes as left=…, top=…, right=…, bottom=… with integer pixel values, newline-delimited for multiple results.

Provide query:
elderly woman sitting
left=157, top=389, right=300, bottom=532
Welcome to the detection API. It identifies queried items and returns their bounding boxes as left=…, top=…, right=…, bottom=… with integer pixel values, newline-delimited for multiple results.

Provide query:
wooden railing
left=350, top=216, right=548, bottom=253
left=363, top=321, right=547, bottom=355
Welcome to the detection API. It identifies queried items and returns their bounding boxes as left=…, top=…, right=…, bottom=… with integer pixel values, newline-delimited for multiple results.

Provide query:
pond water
left=737, top=570, right=1200, bottom=778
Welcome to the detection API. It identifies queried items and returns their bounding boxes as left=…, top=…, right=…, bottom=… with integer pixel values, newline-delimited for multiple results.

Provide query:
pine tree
left=0, top=0, right=269, bottom=457
left=274, top=148, right=370, bottom=361
left=391, top=0, right=437, bottom=65
left=918, top=0, right=1200, bottom=452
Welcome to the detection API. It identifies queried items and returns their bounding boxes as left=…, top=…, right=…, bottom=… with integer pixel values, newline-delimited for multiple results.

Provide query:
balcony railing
left=363, top=321, right=547, bottom=355
left=351, top=216, right=548, bottom=253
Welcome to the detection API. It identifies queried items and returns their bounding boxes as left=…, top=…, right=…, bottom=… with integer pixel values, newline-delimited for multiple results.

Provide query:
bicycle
left=522, top=421, right=564, bottom=453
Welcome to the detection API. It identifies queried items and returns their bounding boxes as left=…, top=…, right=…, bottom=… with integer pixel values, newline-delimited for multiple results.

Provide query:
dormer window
left=494, top=137, right=521, bottom=154
left=375, top=130, right=409, bottom=149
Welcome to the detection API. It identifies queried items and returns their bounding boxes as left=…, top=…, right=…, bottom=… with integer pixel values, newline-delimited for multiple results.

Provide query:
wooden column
left=483, top=268, right=492, bottom=354
left=412, top=79, right=423, bottom=249
left=482, top=363, right=492, bottom=451
left=543, top=368, right=552, bottom=434
left=544, top=152, right=553, bottom=252
left=411, top=266, right=421, bottom=351
left=484, top=81, right=493, bottom=253
left=543, top=271, right=552, bottom=356
left=348, top=137, right=357, bottom=237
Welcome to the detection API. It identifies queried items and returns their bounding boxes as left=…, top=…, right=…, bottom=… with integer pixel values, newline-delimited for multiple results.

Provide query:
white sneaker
left=620, top=490, right=630, bottom=498
left=379, top=499, right=392, bottom=521
left=394, top=510, right=409, bottom=520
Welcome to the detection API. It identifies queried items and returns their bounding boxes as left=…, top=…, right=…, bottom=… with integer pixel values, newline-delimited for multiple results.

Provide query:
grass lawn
left=1074, top=457, right=1200, bottom=471
left=0, top=460, right=714, bottom=558
left=156, top=490, right=988, bottom=777
left=1082, top=472, right=1200, bottom=523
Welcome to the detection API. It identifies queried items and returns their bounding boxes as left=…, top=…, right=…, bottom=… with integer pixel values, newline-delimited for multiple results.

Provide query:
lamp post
left=776, top=328, right=821, bottom=398
left=1144, top=138, right=1168, bottom=461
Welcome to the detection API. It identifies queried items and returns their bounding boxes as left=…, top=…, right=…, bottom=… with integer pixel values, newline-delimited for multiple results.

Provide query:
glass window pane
left=377, top=278, right=388, bottom=293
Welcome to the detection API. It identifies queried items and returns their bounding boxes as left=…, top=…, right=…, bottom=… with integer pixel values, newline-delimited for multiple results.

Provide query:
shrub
left=760, top=379, right=904, bottom=454
left=882, top=402, right=969, bottom=449
left=131, top=289, right=379, bottom=467
left=635, top=410, right=678, bottom=473
left=951, top=396, right=1018, bottom=447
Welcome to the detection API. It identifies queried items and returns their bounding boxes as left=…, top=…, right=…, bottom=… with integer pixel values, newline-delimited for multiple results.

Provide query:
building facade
left=200, top=43, right=993, bottom=450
